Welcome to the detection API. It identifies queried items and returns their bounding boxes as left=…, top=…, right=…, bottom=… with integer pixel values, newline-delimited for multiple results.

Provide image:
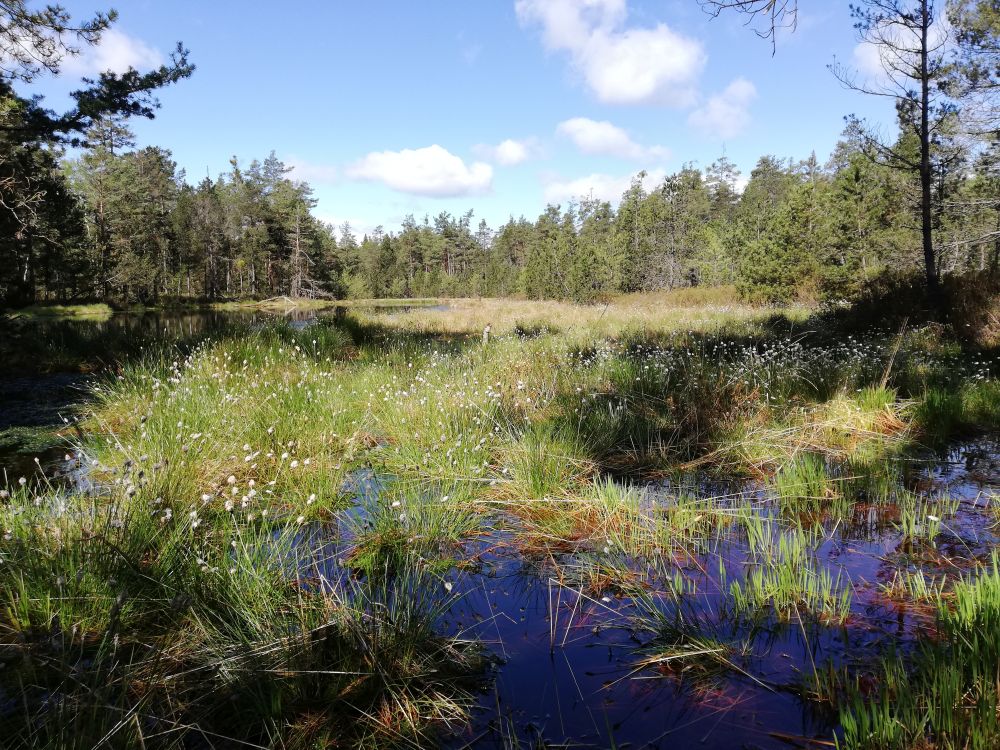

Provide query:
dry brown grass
left=690, top=394, right=914, bottom=477
left=353, top=291, right=805, bottom=339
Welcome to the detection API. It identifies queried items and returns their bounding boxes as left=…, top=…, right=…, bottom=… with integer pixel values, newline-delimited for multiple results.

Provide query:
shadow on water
left=0, top=309, right=258, bottom=484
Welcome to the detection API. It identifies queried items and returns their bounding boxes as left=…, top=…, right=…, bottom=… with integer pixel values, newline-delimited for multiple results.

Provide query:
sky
left=34, top=0, right=902, bottom=238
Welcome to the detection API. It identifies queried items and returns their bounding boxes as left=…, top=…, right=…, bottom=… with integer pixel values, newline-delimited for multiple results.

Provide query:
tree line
left=4, top=114, right=997, bottom=307
left=2, top=0, right=1000, bottom=308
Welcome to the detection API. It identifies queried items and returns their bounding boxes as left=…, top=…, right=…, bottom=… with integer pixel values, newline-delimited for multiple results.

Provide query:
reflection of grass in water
left=4, top=303, right=113, bottom=320
left=0, top=427, right=72, bottom=489
left=212, top=296, right=447, bottom=312
left=0, top=425, right=66, bottom=456
left=627, top=563, right=752, bottom=697
left=0, top=311, right=252, bottom=374
left=839, top=554, right=1000, bottom=750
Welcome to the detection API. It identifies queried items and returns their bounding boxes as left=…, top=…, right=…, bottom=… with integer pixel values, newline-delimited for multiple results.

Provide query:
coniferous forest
left=10, top=3, right=1000, bottom=750
left=2, top=0, right=1000, bottom=309
left=6, top=115, right=1000, bottom=307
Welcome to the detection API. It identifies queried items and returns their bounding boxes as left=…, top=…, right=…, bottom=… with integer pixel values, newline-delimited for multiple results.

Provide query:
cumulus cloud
left=850, top=15, right=951, bottom=88
left=543, top=168, right=665, bottom=205
left=61, top=29, right=163, bottom=75
left=472, top=138, right=537, bottom=166
left=556, top=117, right=668, bottom=161
left=515, top=0, right=705, bottom=106
left=851, top=40, right=886, bottom=82
left=346, top=144, right=493, bottom=198
left=687, top=78, right=757, bottom=140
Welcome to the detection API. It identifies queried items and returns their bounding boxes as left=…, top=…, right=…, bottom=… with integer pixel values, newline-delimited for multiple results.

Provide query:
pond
left=307, top=440, right=996, bottom=748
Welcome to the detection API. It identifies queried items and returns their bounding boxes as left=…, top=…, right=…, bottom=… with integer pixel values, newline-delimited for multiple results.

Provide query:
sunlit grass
left=839, top=554, right=1000, bottom=750
left=4, top=302, right=114, bottom=320
left=2, top=296, right=1000, bottom=747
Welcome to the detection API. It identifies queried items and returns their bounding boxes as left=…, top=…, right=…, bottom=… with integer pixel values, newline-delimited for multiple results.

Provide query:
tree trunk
left=21, top=233, right=35, bottom=304
left=919, top=0, right=940, bottom=304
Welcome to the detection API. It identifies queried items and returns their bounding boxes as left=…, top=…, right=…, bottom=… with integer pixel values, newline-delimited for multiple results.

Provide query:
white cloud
left=850, top=15, right=951, bottom=88
left=556, top=117, right=668, bottom=161
left=286, top=157, right=338, bottom=184
left=518, top=0, right=627, bottom=51
left=472, top=138, right=537, bottom=166
left=62, top=29, right=163, bottom=75
left=687, top=78, right=757, bottom=140
left=346, top=144, right=493, bottom=198
left=515, top=0, right=705, bottom=106
left=543, top=168, right=665, bottom=205
left=851, top=40, right=886, bottom=82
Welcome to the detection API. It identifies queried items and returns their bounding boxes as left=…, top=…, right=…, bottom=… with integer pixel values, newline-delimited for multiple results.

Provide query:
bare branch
left=699, top=0, right=798, bottom=50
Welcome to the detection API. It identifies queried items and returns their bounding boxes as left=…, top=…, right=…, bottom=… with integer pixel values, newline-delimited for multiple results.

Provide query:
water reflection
left=244, top=438, right=1000, bottom=749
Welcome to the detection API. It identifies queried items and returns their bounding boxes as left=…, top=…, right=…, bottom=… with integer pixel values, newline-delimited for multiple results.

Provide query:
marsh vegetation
left=1, top=294, right=998, bottom=748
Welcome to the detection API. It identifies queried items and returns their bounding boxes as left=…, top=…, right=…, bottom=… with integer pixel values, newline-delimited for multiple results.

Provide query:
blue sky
left=38, top=0, right=900, bottom=238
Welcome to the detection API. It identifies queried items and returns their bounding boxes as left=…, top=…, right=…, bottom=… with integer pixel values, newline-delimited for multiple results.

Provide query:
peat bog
left=1, top=297, right=999, bottom=749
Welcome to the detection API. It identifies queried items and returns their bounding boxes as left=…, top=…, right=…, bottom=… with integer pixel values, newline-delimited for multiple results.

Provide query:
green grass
left=0, top=482, right=483, bottom=748
left=774, top=453, right=834, bottom=506
left=2, top=296, right=999, bottom=747
left=915, top=379, right=1000, bottom=444
left=729, top=525, right=853, bottom=624
left=839, top=555, right=1000, bottom=750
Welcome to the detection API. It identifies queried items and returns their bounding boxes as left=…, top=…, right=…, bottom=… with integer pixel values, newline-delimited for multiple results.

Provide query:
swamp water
left=253, top=443, right=1000, bottom=749
left=1, top=309, right=998, bottom=748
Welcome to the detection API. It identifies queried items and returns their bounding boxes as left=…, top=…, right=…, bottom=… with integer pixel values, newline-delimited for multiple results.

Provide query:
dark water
left=0, top=310, right=252, bottom=483
left=434, top=442, right=999, bottom=749
left=279, top=443, right=999, bottom=749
